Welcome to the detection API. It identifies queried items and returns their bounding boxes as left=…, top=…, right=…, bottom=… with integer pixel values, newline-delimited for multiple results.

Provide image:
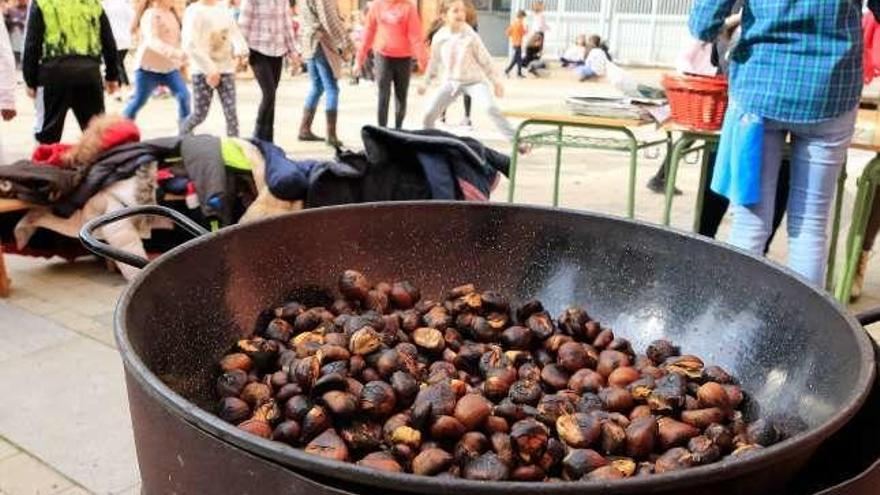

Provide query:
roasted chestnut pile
left=214, top=270, right=781, bottom=481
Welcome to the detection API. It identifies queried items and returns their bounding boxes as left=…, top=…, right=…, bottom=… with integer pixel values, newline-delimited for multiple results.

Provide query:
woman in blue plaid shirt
left=690, top=0, right=880, bottom=286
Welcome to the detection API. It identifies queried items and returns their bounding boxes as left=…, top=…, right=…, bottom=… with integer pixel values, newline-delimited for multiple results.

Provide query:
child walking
left=504, top=9, right=526, bottom=77
left=123, top=0, right=190, bottom=128
left=418, top=0, right=524, bottom=152
left=22, top=0, right=120, bottom=144
left=356, top=0, right=428, bottom=129
left=180, top=0, right=248, bottom=137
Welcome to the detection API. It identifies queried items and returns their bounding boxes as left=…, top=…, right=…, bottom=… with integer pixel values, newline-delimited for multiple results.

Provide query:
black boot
left=298, top=108, right=323, bottom=142
left=326, top=110, right=343, bottom=148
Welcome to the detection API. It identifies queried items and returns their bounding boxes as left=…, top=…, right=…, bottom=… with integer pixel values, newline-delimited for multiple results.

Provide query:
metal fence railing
left=510, top=0, right=693, bottom=67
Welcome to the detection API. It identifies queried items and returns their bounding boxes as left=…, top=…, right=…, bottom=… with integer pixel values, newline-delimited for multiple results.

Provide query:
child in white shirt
left=577, top=35, right=611, bottom=81
left=561, top=34, right=588, bottom=67
left=180, top=0, right=248, bottom=136
left=418, top=0, right=524, bottom=152
left=0, top=22, right=17, bottom=164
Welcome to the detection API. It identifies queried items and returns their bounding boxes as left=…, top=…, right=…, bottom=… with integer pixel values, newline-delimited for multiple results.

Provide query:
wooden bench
left=0, top=194, right=188, bottom=298
left=0, top=199, right=36, bottom=297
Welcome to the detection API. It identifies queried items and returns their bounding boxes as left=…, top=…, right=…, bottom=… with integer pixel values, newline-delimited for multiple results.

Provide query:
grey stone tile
left=0, top=453, right=73, bottom=495
left=43, top=310, right=115, bottom=349
left=0, top=338, right=139, bottom=494
left=57, top=488, right=92, bottom=495
left=112, top=483, right=140, bottom=495
left=0, top=303, right=77, bottom=365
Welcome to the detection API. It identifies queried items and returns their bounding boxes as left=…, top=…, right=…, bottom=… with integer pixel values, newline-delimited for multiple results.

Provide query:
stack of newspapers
left=565, top=95, right=670, bottom=124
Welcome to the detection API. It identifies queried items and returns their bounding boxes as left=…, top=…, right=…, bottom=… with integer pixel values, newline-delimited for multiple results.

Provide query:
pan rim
left=114, top=201, right=877, bottom=494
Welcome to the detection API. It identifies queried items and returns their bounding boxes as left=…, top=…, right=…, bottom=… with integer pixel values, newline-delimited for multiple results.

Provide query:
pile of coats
left=0, top=118, right=510, bottom=278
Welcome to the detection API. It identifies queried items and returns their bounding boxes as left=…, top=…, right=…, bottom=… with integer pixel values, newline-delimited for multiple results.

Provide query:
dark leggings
left=117, top=49, right=130, bottom=86
left=376, top=55, right=412, bottom=129
left=505, top=46, right=523, bottom=75
left=249, top=49, right=283, bottom=142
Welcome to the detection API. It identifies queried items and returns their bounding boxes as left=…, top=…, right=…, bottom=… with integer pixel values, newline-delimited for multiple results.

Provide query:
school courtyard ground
left=0, top=62, right=878, bottom=494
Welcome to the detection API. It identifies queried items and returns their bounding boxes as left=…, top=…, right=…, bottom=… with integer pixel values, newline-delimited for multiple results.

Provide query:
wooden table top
left=0, top=199, right=31, bottom=213
left=852, top=109, right=880, bottom=152
left=662, top=110, right=880, bottom=152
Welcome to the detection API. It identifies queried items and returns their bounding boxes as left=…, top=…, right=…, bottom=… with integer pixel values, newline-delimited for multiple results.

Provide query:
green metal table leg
left=627, top=147, right=637, bottom=219
left=507, top=120, right=531, bottom=203
left=663, top=137, right=692, bottom=226
left=835, top=155, right=880, bottom=303
left=623, top=129, right=640, bottom=219
left=825, top=163, right=847, bottom=291
left=691, top=145, right=714, bottom=233
left=552, top=124, right=564, bottom=207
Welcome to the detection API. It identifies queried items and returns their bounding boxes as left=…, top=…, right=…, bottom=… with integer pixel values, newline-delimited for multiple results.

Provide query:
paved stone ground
left=0, top=62, right=878, bottom=494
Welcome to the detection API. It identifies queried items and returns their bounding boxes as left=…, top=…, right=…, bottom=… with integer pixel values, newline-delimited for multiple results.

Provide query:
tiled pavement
left=0, top=64, right=879, bottom=494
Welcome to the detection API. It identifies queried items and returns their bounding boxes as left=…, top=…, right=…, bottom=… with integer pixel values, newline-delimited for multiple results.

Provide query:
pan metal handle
left=79, top=205, right=209, bottom=269
left=857, top=308, right=880, bottom=327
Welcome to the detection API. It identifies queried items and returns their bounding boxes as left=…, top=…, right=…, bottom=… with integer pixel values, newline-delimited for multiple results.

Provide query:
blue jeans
left=304, top=48, right=339, bottom=111
left=727, top=106, right=858, bottom=286
left=577, top=65, right=597, bottom=80
left=123, top=68, right=191, bottom=124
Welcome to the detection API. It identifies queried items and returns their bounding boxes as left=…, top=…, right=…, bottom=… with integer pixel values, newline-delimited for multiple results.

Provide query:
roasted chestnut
left=412, top=448, right=454, bottom=475
left=305, top=429, right=349, bottom=461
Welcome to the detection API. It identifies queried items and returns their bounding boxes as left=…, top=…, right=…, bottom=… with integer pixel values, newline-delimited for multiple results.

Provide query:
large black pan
left=80, top=202, right=877, bottom=495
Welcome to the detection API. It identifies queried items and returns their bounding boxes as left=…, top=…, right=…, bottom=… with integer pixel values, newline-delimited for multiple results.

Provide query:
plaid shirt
left=299, top=0, right=350, bottom=60
left=238, top=0, right=297, bottom=58
left=690, top=0, right=880, bottom=123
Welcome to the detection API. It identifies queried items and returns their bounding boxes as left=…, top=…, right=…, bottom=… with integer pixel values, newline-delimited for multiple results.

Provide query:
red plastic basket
left=662, top=74, right=729, bottom=131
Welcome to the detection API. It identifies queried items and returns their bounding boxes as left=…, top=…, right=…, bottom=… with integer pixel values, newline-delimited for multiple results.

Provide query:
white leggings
left=423, top=82, right=515, bottom=139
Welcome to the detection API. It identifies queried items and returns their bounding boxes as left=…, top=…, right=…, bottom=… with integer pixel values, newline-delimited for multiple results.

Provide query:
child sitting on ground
left=418, top=0, right=527, bottom=153
left=523, top=31, right=547, bottom=77
left=576, top=34, right=611, bottom=81
left=560, top=34, right=588, bottom=67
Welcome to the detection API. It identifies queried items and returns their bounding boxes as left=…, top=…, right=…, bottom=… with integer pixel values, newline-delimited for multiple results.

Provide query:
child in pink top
left=355, top=0, right=428, bottom=129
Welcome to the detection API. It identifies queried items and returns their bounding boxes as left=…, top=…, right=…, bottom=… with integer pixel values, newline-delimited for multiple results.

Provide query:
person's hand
left=206, top=72, right=221, bottom=88
left=417, top=85, right=427, bottom=96
left=340, top=46, right=353, bottom=63
left=26, top=87, right=36, bottom=99
left=289, top=52, right=302, bottom=72
left=106, top=81, right=120, bottom=95
left=720, top=13, right=742, bottom=42
left=494, top=82, right=504, bottom=98
left=236, top=56, right=249, bottom=73
left=1, top=109, right=16, bottom=121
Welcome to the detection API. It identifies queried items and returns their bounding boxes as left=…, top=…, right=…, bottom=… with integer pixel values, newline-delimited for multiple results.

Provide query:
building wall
left=509, top=0, right=693, bottom=67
